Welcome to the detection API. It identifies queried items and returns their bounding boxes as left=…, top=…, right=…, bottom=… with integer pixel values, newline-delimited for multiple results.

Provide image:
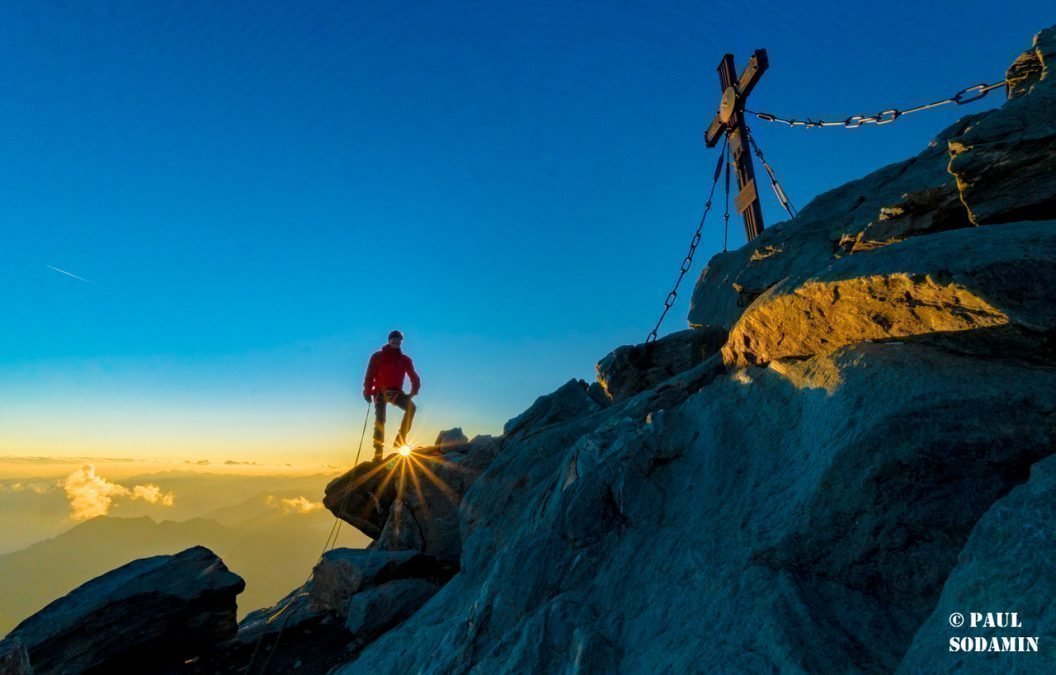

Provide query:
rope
left=245, top=402, right=373, bottom=674
left=646, top=133, right=728, bottom=344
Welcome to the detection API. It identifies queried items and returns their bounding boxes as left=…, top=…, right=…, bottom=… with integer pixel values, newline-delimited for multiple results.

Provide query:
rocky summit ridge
left=2, top=24, right=1055, bottom=675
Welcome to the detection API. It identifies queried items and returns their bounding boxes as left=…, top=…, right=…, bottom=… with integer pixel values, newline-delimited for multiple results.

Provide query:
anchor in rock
left=704, top=49, right=769, bottom=242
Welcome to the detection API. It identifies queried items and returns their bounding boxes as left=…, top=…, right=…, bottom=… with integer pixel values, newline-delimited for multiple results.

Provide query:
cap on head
left=388, top=330, right=404, bottom=340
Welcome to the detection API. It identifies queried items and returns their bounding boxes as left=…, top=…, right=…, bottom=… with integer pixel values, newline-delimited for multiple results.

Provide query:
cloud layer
left=62, top=465, right=175, bottom=520
left=266, top=495, right=323, bottom=514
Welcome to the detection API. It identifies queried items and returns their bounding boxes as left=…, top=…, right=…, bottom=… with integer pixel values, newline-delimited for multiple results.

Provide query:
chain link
left=747, top=80, right=1007, bottom=129
left=722, top=136, right=731, bottom=252
left=646, top=134, right=729, bottom=344
left=745, top=125, right=797, bottom=219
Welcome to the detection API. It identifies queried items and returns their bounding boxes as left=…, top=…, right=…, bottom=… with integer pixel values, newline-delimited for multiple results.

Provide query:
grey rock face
left=898, top=454, right=1056, bottom=673
left=595, top=327, right=726, bottom=402
left=339, top=340, right=1056, bottom=674
left=310, top=549, right=443, bottom=619
left=0, top=639, right=32, bottom=675
left=502, top=378, right=602, bottom=438
left=223, top=547, right=453, bottom=674
left=344, top=579, right=440, bottom=644
left=4, top=546, right=243, bottom=674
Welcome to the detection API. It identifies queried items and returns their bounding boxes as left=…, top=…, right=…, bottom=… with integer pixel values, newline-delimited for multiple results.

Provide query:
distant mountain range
left=0, top=491, right=370, bottom=637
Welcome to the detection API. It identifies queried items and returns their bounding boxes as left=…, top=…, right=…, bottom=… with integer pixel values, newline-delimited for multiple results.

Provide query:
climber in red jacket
left=363, top=330, right=421, bottom=461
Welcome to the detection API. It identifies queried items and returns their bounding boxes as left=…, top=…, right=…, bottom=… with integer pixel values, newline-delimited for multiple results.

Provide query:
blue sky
left=0, top=1, right=1049, bottom=465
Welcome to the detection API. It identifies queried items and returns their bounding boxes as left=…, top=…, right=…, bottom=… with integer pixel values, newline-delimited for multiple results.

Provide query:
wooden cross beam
left=704, top=49, right=769, bottom=242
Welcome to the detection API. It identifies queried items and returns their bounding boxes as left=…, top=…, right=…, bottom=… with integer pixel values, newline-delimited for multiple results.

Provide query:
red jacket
left=364, top=345, right=421, bottom=397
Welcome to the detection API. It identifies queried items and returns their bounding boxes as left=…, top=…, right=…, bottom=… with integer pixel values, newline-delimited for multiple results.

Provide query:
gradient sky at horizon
left=1, top=2, right=1049, bottom=467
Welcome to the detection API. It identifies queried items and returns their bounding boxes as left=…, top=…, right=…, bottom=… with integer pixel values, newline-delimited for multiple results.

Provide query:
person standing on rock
left=363, top=330, right=421, bottom=461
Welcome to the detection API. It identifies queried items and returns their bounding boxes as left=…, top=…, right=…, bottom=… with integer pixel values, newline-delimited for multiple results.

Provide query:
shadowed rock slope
left=331, top=25, right=1056, bottom=674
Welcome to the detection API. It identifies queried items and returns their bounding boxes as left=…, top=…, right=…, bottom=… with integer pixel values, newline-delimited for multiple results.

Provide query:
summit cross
left=704, top=49, right=769, bottom=242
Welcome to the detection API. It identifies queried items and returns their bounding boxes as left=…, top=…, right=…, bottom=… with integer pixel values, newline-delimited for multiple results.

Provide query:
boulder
left=503, top=378, right=602, bottom=438
left=0, top=639, right=32, bottom=675
left=344, top=579, right=439, bottom=644
left=595, top=327, right=726, bottom=402
left=309, top=549, right=445, bottom=619
left=434, top=428, right=469, bottom=453
left=226, top=548, right=451, bottom=673
left=4, top=546, right=243, bottom=674
left=323, top=461, right=398, bottom=539
left=325, top=434, right=503, bottom=563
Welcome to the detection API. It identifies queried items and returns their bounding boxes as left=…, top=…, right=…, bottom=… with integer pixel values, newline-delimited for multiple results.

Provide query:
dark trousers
left=373, top=389, right=416, bottom=457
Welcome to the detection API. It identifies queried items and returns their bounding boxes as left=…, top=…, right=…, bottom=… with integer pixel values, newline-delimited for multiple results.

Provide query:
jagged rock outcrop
left=344, top=578, right=440, bottom=646
left=0, top=546, right=243, bottom=675
left=324, top=434, right=501, bottom=563
left=0, top=639, right=31, bottom=675
left=209, top=434, right=508, bottom=670
left=596, top=327, right=727, bottom=402
left=948, top=27, right=1056, bottom=225
left=310, top=549, right=444, bottom=619
left=503, top=378, right=603, bottom=437
left=434, top=427, right=470, bottom=453
left=206, top=548, right=455, bottom=675
left=842, top=184, right=972, bottom=253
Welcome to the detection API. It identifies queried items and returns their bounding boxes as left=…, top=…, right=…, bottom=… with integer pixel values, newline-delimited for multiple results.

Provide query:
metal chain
left=744, top=125, right=797, bottom=219
left=746, top=80, right=1007, bottom=129
left=722, top=134, right=731, bottom=252
left=646, top=134, right=728, bottom=344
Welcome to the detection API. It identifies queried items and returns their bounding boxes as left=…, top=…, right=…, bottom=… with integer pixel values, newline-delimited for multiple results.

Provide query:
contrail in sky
left=46, top=264, right=98, bottom=286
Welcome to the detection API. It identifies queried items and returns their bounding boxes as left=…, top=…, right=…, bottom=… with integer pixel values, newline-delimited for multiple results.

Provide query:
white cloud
left=0, top=481, right=47, bottom=493
left=131, top=483, right=175, bottom=506
left=62, top=465, right=175, bottom=520
left=266, top=495, right=324, bottom=514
